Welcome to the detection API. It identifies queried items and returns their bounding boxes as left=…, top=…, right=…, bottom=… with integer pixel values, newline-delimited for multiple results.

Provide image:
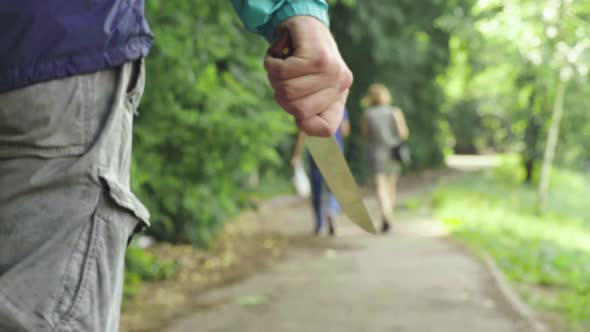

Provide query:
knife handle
left=268, top=28, right=294, bottom=59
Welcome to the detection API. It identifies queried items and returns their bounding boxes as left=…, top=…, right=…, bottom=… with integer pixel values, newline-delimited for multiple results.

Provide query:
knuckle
left=291, top=101, right=308, bottom=119
left=320, top=125, right=334, bottom=137
left=342, top=67, right=353, bottom=89
left=337, top=65, right=353, bottom=90
left=343, top=87, right=351, bottom=99
left=327, top=122, right=339, bottom=136
left=313, top=48, right=332, bottom=69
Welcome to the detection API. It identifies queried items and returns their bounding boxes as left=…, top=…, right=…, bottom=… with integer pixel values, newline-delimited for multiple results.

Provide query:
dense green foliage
left=130, top=0, right=471, bottom=245
left=129, top=0, right=588, bottom=245
left=132, top=1, right=292, bottom=247
left=332, top=0, right=473, bottom=178
left=438, top=0, right=590, bottom=172
left=433, top=157, right=590, bottom=331
left=123, top=246, right=177, bottom=299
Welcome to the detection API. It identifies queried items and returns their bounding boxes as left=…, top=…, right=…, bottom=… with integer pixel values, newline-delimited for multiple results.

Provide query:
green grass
left=123, top=245, right=177, bottom=301
left=402, top=197, right=422, bottom=211
left=432, top=157, right=590, bottom=331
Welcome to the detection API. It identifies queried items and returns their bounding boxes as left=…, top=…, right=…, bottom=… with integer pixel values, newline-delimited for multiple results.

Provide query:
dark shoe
left=381, top=220, right=391, bottom=234
left=327, top=216, right=336, bottom=236
left=313, top=226, right=321, bottom=236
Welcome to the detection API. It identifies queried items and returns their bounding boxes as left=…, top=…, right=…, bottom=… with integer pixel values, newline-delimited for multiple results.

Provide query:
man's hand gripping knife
left=265, top=16, right=353, bottom=137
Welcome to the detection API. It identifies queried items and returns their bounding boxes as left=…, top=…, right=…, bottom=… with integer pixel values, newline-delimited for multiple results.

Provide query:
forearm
left=393, top=110, right=409, bottom=140
left=399, top=119, right=409, bottom=140
left=398, top=121, right=409, bottom=140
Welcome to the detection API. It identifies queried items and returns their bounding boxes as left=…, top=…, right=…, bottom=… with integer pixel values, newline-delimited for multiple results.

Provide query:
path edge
left=264, top=193, right=552, bottom=332
left=481, top=253, right=550, bottom=332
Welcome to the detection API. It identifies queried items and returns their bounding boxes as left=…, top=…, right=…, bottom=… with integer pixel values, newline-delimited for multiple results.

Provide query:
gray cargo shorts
left=0, top=61, right=150, bottom=332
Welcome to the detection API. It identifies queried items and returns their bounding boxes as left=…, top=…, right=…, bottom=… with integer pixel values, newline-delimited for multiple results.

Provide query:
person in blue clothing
left=291, top=109, right=350, bottom=236
left=0, top=1, right=353, bottom=331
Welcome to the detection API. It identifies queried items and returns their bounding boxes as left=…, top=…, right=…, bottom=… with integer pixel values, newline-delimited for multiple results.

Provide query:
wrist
left=264, top=1, right=330, bottom=42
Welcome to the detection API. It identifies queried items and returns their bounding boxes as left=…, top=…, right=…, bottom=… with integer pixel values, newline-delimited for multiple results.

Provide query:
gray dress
left=364, top=105, right=402, bottom=175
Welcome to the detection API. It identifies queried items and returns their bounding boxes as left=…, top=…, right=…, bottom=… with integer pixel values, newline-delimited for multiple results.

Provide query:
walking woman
left=362, top=84, right=409, bottom=233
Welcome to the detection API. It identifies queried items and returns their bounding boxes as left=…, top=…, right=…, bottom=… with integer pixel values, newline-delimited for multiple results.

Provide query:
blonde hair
left=362, top=84, right=393, bottom=107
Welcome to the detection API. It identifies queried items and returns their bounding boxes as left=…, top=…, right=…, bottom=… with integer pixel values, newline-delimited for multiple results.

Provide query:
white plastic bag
left=292, top=161, right=311, bottom=198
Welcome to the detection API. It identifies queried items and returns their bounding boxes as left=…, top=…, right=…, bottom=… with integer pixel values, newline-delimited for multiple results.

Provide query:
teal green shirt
left=230, top=0, right=329, bottom=42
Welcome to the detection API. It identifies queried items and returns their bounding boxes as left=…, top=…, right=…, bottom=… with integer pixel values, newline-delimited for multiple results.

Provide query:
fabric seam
left=55, top=216, right=102, bottom=329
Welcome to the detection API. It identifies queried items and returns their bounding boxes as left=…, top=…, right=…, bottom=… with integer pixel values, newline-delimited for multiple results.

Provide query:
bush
left=123, top=246, right=177, bottom=299
left=132, top=1, right=292, bottom=247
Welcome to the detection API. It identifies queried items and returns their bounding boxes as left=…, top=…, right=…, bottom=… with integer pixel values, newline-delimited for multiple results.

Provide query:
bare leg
left=388, top=174, right=398, bottom=221
left=376, top=174, right=392, bottom=232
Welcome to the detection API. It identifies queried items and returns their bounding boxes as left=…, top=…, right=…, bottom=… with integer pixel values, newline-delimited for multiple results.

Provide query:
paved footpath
left=165, top=169, right=545, bottom=332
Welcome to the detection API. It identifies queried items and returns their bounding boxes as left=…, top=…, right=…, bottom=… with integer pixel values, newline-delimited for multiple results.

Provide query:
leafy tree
left=332, top=0, right=473, bottom=180
left=132, top=1, right=292, bottom=247
left=438, top=0, right=590, bottom=194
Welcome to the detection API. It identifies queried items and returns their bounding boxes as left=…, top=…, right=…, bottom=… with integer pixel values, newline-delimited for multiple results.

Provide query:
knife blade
left=304, top=136, right=376, bottom=233
left=269, top=28, right=376, bottom=234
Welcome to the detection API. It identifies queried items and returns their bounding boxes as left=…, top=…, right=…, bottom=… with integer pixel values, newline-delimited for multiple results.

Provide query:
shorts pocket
left=99, top=171, right=150, bottom=227
left=52, top=210, right=101, bottom=331
left=53, top=180, right=149, bottom=331
left=124, top=58, right=145, bottom=114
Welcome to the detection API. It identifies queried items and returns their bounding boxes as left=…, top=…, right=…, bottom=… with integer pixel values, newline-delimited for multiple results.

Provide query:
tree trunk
left=524, top=159, right=534, bottom=183
left=522, top=90, right=539, bottom=184
left=538, top=78, right=567, bottom=209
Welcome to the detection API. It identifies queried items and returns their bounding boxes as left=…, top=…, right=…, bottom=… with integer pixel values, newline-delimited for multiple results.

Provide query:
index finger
left=264, top=55, right=320, bottom=80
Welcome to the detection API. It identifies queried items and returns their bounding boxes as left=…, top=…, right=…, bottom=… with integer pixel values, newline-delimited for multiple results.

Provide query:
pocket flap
left=99, top=173, right=150, bottom=226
